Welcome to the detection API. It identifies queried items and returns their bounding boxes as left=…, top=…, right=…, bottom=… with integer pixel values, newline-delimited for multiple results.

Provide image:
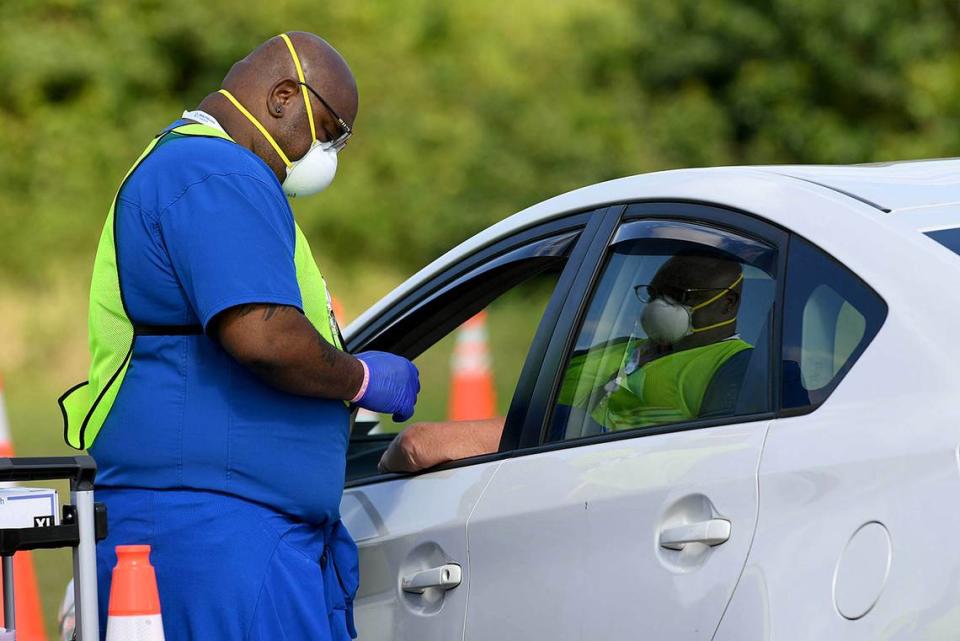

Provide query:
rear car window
left=925, top=227, right=960, bottom=255
left=781, top=236, right=887, bottom=411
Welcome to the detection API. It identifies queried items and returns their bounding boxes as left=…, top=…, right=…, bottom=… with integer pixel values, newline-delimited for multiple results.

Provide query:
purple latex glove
left=352, top=351, right=421, bottom=422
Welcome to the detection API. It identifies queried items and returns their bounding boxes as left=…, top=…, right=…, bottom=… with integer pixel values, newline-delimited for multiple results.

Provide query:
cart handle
left=0, top=456, right=96, bottom=490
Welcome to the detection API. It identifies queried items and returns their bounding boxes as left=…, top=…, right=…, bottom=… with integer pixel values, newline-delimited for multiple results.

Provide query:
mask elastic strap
left=691, top=316, right=737, bottom=334
left=278, top=33, right=317, bottom=144
left=690, top=272, right=744, bottom=311
left=689, top=272, right=743, bottom=334
left=218, top=89, right=293, bottom=168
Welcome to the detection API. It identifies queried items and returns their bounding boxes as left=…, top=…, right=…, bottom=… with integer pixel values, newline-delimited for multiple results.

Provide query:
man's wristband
left=350, top=359, right=370, bottom=403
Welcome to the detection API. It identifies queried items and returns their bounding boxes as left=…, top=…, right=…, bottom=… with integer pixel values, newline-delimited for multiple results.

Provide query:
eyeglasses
left=299, top=81, right=352, bottom=151
left=634, top=284, right=733, bottom=306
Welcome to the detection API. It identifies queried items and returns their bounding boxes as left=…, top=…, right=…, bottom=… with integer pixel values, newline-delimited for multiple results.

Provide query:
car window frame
left=514, top=201, right=790, bottom=452
left=343, top=206, right=618, bottom=487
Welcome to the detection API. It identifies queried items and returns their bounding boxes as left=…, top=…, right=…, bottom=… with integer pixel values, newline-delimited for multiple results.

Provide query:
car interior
left=552, top=236, right=778, bottom=441
left=343, top=236, right=574, bottom=482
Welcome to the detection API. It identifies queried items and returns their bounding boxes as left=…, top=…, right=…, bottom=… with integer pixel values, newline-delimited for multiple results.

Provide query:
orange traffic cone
left=106, top=545, right=165, bottom=640
left=0, top=375, right=47, bottom=641
left=330, top=295, right=346, bottom=326
left=448, top=311, right=497, bottom=420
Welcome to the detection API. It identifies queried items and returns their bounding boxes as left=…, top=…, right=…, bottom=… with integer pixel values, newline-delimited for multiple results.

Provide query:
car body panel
left=463, top=420, right=771, bottom=640
left=759, top=159, right=960, bottom=212
left=341, top=461, right=502, bottom=641
left=714, top=202, right=960, bottom=639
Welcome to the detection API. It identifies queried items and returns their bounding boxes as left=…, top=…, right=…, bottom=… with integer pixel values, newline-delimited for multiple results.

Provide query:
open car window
left=363, top=272, right=559, bottom=434
left=345, top=226, right=584, bottom=483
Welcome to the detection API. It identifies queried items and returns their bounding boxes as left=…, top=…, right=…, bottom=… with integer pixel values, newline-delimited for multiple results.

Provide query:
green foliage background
left=3, top=0, right=960, bottom=633
left=4, top=0, right=960, bottom=282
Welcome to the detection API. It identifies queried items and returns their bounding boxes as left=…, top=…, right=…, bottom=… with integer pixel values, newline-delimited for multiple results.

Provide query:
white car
left=339, top=161, right=960, bottom=640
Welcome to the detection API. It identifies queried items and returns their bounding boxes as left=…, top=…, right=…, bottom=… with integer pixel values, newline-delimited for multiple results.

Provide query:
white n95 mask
left=639, top=272, right=745, bottom=344
left=640, top=297, right=694, bottom=344
left=282, top=140, right=338, bottom=198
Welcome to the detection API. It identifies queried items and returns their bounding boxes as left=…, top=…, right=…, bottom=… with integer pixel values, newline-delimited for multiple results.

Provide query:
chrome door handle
left=659, top=518, right=731, bottom=550
left=401, top=563, right=462, bottom=594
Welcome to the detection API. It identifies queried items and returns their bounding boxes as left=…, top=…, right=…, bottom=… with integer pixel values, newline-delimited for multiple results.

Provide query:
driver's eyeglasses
left=634, top=284, right=730, bottom=306
left=299, top=81, right=352, bottom=151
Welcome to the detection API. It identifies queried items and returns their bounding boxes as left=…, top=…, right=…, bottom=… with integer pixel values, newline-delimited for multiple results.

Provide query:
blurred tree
left=1, top=0, right=960, bottom=282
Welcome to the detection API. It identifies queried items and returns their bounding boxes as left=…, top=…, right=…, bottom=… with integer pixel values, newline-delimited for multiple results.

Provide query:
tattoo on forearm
left=261, top=305, right=282, bottom=321
left=234, top=304, right=259, bottom=318
left=233, top=303, right=285, bottom=321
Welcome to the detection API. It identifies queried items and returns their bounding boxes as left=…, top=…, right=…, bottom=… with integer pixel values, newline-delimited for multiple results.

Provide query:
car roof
left=346, top=159, right=960, bottom=338
left=753, top=159, right=960, bottom=213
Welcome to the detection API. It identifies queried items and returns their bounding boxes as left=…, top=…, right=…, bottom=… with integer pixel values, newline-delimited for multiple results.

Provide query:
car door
left=463, top=203, right=787, bottom=640
left=339, top=209, right=614, bottom=641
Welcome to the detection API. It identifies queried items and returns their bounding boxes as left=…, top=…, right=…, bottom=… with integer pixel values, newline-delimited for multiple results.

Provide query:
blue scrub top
left=89, top=121, right=350, bottom=525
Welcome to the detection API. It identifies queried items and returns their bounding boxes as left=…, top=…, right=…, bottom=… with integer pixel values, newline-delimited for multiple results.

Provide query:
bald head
left=648, top=253, right=743, bottom=345
left=202, top=32, right=358, bottom=181
left=224, top=32, right=357, bottom=126
left=653, top=254, right=743, bottom=294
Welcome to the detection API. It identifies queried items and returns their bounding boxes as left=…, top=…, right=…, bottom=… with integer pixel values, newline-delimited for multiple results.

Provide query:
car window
left=345, top=228, right=581, bottom=482
left=781, top=235, right=887, bottom=410
left=925, top=227, right=960, bottom=256
left=368, top=273, right=558, bottom=432
left=548, top=220, right=777, bottom=442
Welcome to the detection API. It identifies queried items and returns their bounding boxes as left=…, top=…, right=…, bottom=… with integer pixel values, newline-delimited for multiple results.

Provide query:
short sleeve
left=158, top=172, right=303, bottom=330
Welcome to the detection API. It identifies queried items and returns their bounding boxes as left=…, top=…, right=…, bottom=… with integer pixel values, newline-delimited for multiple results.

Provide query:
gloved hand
left=352, top=351, right=421, bottom=422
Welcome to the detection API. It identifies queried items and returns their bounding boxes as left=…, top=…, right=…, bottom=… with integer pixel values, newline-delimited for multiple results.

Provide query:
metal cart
left=0, top=456, right=106, bottom=641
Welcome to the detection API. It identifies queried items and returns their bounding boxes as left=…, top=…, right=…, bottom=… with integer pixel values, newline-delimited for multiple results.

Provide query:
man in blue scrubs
left=89, top=32, right=419, bottom=640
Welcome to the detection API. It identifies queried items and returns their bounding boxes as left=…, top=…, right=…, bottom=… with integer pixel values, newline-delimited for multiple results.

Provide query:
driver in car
left=378, top=253, right=752, bottom=474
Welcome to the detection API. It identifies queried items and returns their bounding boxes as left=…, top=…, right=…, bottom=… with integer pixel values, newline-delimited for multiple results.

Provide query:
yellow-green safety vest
left=59, top=123, right=343, bottom=450
left=558, top=336, right=751, bottom=431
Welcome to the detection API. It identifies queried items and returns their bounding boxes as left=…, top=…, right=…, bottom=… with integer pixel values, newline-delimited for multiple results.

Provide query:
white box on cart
left=0, top=487, right=59, bottom=528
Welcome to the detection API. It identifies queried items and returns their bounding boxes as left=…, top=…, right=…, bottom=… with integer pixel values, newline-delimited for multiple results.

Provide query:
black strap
left=133, top=324, right=203, bottom=336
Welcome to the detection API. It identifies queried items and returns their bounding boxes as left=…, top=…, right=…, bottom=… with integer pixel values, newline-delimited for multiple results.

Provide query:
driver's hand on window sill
left=377, top=418, right=506, bottom=474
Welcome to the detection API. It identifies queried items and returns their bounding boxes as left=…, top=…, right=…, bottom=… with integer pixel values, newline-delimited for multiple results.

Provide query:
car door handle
left=659, top=518, right=731, bottom=550
left=401, top=563, right=462, bottom=594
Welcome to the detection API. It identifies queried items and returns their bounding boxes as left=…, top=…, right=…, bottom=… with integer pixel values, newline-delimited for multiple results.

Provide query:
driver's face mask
left=640, top=273, right=744, bottom=344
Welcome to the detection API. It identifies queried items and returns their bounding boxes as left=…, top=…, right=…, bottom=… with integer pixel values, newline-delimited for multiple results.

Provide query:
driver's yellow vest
left=558, top=337, right=751, bottom=430
left=59, top=123, right=342, bottom=450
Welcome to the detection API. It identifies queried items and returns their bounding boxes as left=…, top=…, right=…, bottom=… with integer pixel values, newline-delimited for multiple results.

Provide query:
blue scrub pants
left=95, top=488, right=358, bottom=641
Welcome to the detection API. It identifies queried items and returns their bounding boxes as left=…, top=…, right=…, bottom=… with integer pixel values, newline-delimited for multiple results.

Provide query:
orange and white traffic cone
left=0, top=375, right=48, bottom=641
left=106, top=545, right=165, bottom=640
left=448, top=311, right=497, bottom=420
